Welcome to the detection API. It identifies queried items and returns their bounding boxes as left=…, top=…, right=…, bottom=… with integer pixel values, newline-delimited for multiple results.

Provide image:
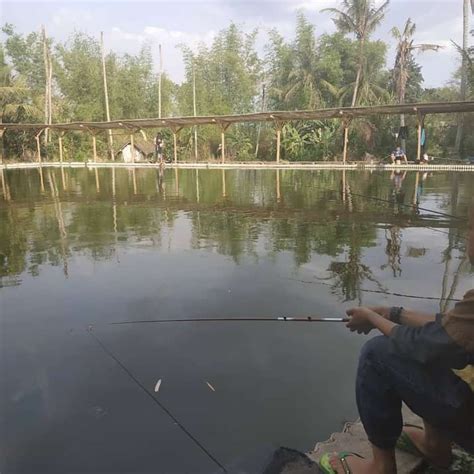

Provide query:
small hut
left=118, top=139, right=155, bottom=163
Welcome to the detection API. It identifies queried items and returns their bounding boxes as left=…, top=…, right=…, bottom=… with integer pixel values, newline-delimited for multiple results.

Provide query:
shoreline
left=2, top=161, right=474, bottom=172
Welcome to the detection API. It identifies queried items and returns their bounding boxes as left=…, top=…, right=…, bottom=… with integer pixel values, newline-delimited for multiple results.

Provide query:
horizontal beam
left=2, top=101, right=474, bottom=132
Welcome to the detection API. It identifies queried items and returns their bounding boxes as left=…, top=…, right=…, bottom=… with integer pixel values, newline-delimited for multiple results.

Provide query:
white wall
left=122, top=144, right=145, bottom=163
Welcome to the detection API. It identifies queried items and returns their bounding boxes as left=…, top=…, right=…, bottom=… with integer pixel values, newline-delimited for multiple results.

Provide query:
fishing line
left=88, top=328, right=227, bottom=472
left=284, top=277, right=462, bottom=302
left=348, top=191, right=464, bottom=221
left=110, top=316, right=349, bottom=326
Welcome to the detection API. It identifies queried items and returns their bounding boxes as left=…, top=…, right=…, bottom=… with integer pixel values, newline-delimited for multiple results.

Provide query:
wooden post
left=221, top=129, right=226, bottom=163
left=92, top=133, right=97, bottom=162
left=0, top=128, right=5, bottom=164
left=218, top=123, right=230, bottom=164
left=58, top=131, right=64, bottom=163
left=170, top=126, right=182, bottom=164
left=416, top=113, right=424, bottom=162
left=342, top=117, right=352, bottom=164
left=158, top=44, right=163, bottom=119
left=255, top=84, right=266, bottom=158
left=174, top=167, right=179, bottom=194
left=173, top=132, right=178, bottom=163
left=193, top=62, right=198, bottom=161
left=42, top=26, right=52, bottom=145
left=274, top=120, right=285, bottom=163
left=130, top=133, right=135, bottom=163
left=35, top=129, right=44, bottom=164
left=101, top=32, right=114, bottom=161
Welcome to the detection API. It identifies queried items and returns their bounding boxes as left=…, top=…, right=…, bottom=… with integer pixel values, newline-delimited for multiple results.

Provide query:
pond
left=1, top=167, right=472, bottom=473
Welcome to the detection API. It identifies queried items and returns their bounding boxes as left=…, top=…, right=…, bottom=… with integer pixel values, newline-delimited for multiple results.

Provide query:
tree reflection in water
left=0, top=167, right=471, bottom=303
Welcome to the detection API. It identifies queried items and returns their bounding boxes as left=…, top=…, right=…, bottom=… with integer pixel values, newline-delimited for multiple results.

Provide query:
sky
left=0, top=1, right=470, bottom=88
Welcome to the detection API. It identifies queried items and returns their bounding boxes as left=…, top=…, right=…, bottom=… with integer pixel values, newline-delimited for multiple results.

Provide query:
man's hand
left=367, top=306, right=391, bottom=319
left=345, top=307, right=381, bottom=334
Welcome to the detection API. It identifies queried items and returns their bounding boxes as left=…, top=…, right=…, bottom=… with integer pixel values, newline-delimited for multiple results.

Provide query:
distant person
left=319, top=207, right=474, bottom=474
left=216, top=143, right=223, bottom=160
left=155, top=133, right=165, bottom=163
left=390, top=146, right=408, bottom=165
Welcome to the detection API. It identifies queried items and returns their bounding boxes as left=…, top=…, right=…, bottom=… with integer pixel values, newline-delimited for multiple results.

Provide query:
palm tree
left=322, top=0, right=390, bottom=107
left=391, top=18, right=441, bottom=149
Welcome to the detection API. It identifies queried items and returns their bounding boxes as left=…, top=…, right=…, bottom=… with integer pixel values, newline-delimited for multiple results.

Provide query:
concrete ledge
left=2, top=161, right=474, bottom=171
left=307, top=406, right=424, bottom=473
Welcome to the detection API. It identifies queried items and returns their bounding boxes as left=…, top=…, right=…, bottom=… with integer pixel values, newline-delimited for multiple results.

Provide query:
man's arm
left=347, top=307, right=467, bottom=365
left=369, top=306, right=435, bottom=327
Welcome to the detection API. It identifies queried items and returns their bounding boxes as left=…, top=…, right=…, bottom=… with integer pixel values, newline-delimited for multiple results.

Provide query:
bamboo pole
left=276, top=127, right=282, bottom=163
left=35, top=129, right=44, bottom=164
left=221, top=129, right=226, bottom=163
left=92, top=133, right=97, bottom=162
left=42, top=26, right=49, bottom=145
left=0, top=128, right=4, bottom=164
left=455, top=0, right=470, bottom=152
left=173, top=132, right=178, bottom=163
left=193, top=63, right=198, bottom=161
left=130, top=133, right=135, bottom=163
left=222, top=168, right=226, bottom=197
left=101, top=32, right=114, bottom=161
left=255, top=83, right=266, bottom=158
left=158, top=44, right=163, bottom=119
left=342, top=126, right=349, bottom=164
left=417, top=114, right=424, bottom=162
left=58, top=132, right=64, bottom=163
left=174, top=167, right=179, bottom=194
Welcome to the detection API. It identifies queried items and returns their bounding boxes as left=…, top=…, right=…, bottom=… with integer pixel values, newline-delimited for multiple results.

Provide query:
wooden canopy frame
left=1, top=101, right=474, bottom=164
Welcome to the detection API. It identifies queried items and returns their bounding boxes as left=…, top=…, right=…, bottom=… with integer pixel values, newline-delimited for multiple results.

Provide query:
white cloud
left=50, top=7, right=92, bottom=28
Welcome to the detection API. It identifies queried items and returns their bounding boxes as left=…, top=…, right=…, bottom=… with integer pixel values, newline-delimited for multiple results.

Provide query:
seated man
left=320, top=206, right=474, bottom=474
left=390, top=147, right=408, bottom=165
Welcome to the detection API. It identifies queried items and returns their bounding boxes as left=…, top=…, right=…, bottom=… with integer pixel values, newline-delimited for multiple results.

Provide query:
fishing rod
left=111, top=316, right=350, bottom=326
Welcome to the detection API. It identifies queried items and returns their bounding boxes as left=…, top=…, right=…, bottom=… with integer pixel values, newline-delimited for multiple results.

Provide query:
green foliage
left=0, top=7, right=467, bottom=161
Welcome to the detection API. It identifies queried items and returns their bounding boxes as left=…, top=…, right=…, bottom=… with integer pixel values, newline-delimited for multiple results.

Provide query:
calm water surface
left=1, top=167, right=472, bottom=473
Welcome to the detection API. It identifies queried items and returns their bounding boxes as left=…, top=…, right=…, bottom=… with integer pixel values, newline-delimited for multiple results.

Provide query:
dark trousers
left=356, top=336, right=474, bottom=452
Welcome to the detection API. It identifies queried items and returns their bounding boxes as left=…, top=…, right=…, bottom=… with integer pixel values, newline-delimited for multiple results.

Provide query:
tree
left=322, top=0, right=389, bottom=106
left=391, top=18, right=441, bottom=149
left=284, top=13, right=321, bottom=109
left=0, top=44, right=41, bottom=160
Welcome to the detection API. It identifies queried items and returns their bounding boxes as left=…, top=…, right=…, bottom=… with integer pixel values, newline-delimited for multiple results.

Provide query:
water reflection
left=0, top=167, right=471, bottom=303
left=1, top=167, right=472, bottom=471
